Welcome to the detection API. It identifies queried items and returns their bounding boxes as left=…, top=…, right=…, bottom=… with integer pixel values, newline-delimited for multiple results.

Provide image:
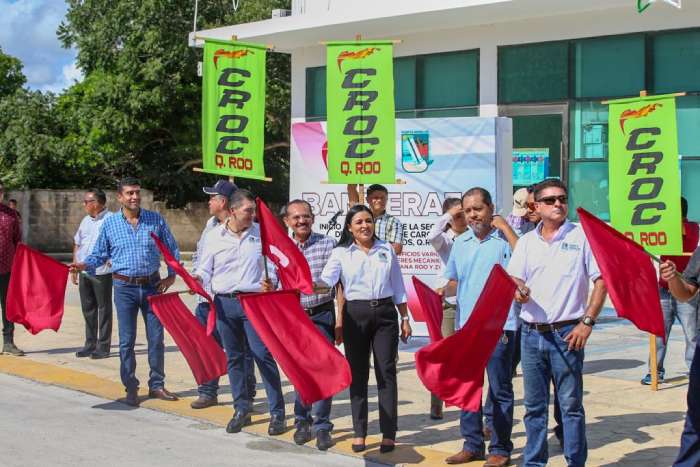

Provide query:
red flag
left=577, top=208, right=665, bottom=339
left=415, top=265, right=516, bottom=412
left=412, top=276, right=444, bottom=342
left=239, top=290, right=351, bottom=406
left=150, top=232, right=217, bottom=336
left=7, top=244, right=69, bottom=335
left=256, top=198, right=314, bottom=295
left=148, top=292, right=227, bottom=385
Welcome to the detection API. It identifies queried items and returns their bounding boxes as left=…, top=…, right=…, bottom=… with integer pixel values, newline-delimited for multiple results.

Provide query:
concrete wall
left=6, top=189, right=211, bottom=253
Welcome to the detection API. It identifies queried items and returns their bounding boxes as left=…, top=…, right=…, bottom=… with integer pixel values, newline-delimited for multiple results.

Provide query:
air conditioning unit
left=271, top=9, right=292, bottom=18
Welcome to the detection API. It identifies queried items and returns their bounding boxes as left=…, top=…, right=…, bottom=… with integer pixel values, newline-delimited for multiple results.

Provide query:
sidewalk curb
left=0, top=355, right=464, bottom=466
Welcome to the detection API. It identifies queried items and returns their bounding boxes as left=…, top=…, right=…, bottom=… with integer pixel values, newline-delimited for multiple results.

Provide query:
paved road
left=0, top=373, right=377, bottom=467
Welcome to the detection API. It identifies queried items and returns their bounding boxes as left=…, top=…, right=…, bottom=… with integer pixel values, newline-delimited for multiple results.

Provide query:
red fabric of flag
left=239, top=290, right=351, bottom=406
left=7, top=244, right=69, bottom=335
left=255, top=198, right=314, bottom=295
left=148, top=292, right=227, bottom=385
left=150, top=232, right=217, bottom=336
left=415, top=265, right=516, bottom=412
left=412, top=276, right=444, bottom=342
left=577, top=208, right=665, bottom=339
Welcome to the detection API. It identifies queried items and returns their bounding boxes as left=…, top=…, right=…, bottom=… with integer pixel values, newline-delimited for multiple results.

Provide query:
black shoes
left=316, top=429, right=333, bottom=451
left=268, top=414, right=286, bottom=436
left=75, top=347, right=95, bottom=358
left=90, top=350, right=110, bottom=359
left=123, top=387, right=139, bottom=407
left=380, top=441, right=396, bottom=454
left=293, top=421, right=313, bottom=445
left=226, top=410, right=252, bottom=433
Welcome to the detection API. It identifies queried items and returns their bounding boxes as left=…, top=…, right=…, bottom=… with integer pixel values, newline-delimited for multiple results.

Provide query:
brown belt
left=112, top=273, right=158, bottom=285
left=523, top=319, right=580, bottom=333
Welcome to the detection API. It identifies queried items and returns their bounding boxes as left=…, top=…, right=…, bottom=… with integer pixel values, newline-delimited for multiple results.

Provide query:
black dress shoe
left=293, top=420, right=313, bottom=445
left=148, top=388, right=179, bottom=401
left=123, top=387, right=139, bottom=407
left=90, top=350, right=110, bottom=359
left=380, top=441, right=395, bottom=453
left=316, top=429, right=333, bottom=451
left=351, top=443, right=366, bottom=453
left=75, top=347, right=95, bottom=358
left=226, top=411, right=251, bottom=433
left=268, top=414, right=286, bottom=436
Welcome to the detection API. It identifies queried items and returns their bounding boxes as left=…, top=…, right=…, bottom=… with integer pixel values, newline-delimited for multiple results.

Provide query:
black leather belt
left=215, top=291, right=247, bottom=299
left=523, top=319, right=580, bottom=333
left=112, top=272, right=159, bottom=285
left=304, top=301, right=334, bottom=316
left=347, top=297, right=394, bottom=308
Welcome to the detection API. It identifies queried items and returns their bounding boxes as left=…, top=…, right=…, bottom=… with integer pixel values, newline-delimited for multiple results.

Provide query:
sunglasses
left=536, top=195, right=568, bottom=206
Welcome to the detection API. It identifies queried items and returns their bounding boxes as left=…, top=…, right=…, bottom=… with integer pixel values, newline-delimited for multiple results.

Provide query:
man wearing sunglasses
left=507, top=179, right=607, bottom=467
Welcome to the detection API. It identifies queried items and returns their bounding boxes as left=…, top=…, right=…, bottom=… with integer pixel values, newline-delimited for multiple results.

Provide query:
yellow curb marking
left=0, top=355, right=472, bottom=466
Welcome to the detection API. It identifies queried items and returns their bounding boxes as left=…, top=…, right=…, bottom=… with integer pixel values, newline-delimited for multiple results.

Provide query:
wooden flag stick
left=650, top=335, right=659, bottom=391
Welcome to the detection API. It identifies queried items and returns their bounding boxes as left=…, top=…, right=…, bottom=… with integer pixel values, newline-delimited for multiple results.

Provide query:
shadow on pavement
left=598, top=446, right=679, bottom=466
left=583, top=358, right=644, bottom=375
left=91, top=400, right=139, bottom=411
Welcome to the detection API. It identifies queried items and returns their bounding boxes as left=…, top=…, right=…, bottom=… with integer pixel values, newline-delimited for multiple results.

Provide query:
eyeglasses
left=83, top=199, right=97, bottom=204
left=288, top=214, right=313, bottom=221
left=526, top=202, right=536, bottom=210
left=536, top=195, right=568, bottom=206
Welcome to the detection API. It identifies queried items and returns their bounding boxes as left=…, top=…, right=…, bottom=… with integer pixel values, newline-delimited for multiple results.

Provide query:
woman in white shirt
left=321, top=204, right=411, bottom=454
left=426, top=197, right=467, bottom=420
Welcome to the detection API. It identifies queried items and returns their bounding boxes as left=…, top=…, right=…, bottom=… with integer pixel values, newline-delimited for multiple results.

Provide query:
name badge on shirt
left=561, top=242, right=580, bottom=252
left=378, top=251, right=389, bottom=263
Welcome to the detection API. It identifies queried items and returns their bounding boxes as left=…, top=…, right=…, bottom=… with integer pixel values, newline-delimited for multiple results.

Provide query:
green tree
left=0, top=47, right=26, bottom=99
left=57, top=0, right=291, bottom=206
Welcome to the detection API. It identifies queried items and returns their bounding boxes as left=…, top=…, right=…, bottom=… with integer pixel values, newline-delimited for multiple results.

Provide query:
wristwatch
left=581, top=316, right=596, bottom=327
left=400, top=316, right=410, bottom=322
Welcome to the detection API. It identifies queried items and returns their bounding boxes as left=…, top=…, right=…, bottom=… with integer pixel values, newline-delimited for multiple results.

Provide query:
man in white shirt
left=189, top=180, right=257, bottom=410
left=194, top=189, right=285, bottom=436
left=508, top=179, right=607, bottom=467
left=72, top=188, right=113, bottom=359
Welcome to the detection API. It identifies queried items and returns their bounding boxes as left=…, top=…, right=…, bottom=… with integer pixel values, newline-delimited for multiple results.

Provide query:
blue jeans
left=294, top=307, right=335, bottom=434
left=215, top=295, right=284, bottom=417
left=521, top=322, right=586, bottom=467
left=675, top=340, right=700, bottom=466
left=194, top=302, right=256, bottom=399
left=460, top=330, right=515, bottom=457
left=651, top=289, right=699, bottom=373
left=112, top=280, right=165, bottom=391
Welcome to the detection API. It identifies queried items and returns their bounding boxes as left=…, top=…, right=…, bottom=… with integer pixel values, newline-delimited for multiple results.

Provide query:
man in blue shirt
left=439, top=187, right=518, bottom=467
left=71, top=178, right=180, bottom=407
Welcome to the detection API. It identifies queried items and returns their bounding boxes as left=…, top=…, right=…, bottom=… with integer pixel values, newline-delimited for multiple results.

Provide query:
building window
left=573, top=34, right=645, bottom=99
left=304, top=49, right=479, bottom=120
left=652, top=30, right=700, bottom=94
left=498, top=41, right=569, bottom=104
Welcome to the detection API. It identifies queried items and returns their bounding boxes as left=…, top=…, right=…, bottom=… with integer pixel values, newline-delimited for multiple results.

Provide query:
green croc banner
left=607, top=93, right=682, bottom=255
left=326, top=41, right=396, bottom=184
left=202, top=39, right=267, bottom=180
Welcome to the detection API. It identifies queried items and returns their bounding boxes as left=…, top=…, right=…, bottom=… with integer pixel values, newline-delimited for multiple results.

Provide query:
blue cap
left=202, top=180, right=237, bottom=198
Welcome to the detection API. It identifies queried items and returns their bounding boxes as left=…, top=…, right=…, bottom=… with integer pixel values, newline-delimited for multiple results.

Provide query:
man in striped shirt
left=283, top=199, right=337, bottom=451
left=348, top=183, right=404, bottom=255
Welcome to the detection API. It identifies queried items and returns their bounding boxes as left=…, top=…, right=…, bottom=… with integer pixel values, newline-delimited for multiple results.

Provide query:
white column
left=479, top=43, right=498, bottom=117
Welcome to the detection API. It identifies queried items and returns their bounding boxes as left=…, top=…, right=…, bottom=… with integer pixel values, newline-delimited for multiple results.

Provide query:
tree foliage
left=0, top=47, right=26, bottom=99
left=1, top=0, right=291, bottom=206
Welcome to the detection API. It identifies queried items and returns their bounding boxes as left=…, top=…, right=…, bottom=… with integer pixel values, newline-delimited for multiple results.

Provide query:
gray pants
left=79, top=274, right=113, bottom=353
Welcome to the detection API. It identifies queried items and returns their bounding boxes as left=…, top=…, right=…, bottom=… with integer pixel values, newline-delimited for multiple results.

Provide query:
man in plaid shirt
left=348, top=184, right=404, bottom=255
left=283, top=199, right=337, bottom=452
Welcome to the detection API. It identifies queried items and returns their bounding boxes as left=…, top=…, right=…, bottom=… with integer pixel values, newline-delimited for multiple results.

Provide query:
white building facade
left=193, top=0, right=700, bottom=219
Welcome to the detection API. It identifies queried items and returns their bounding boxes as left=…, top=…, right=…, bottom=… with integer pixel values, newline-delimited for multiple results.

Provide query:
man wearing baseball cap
left=190, top=179, right=258, bottom=409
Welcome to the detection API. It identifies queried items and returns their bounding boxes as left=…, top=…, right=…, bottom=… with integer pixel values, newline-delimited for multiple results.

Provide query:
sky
left=0, top=0, right=83, bottom=93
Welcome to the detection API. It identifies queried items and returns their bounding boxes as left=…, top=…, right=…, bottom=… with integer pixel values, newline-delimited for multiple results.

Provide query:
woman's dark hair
left=442, top=197, right=462, bottom=214
left=337, top=204, right=377, bottom=248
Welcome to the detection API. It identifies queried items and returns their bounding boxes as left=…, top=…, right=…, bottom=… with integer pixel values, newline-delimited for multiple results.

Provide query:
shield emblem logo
left=401, top=131, right=432, bottom=173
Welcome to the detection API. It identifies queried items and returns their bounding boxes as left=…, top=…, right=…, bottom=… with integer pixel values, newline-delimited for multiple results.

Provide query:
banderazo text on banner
left=202, top=39, right=268, bottom=180
left=325, top=41, right=396, bottom=184
left=607, top=93, right=682, bottom=255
